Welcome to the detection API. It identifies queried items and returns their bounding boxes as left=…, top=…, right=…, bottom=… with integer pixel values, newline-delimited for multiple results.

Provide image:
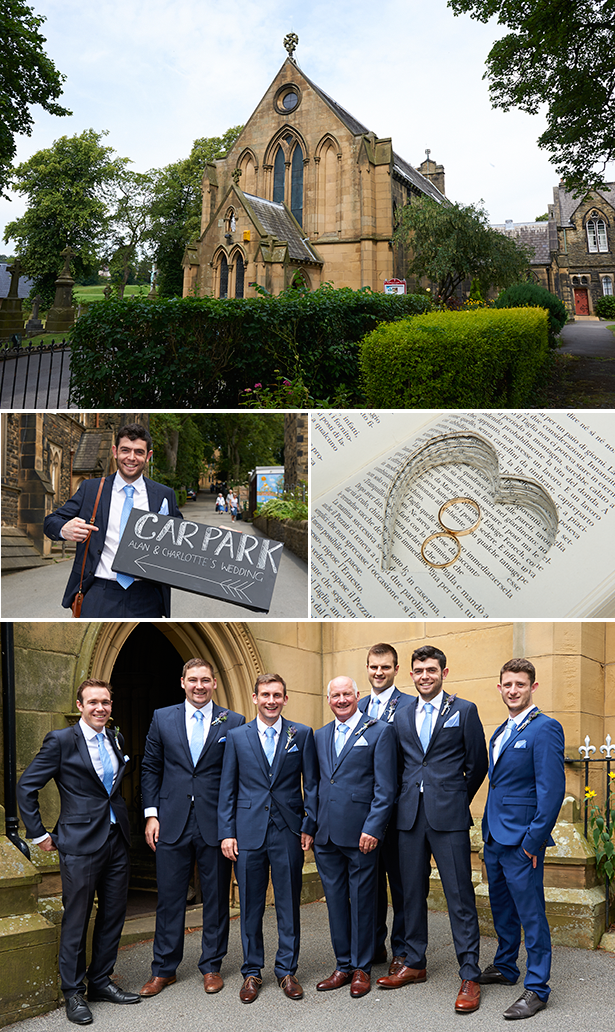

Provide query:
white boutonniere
left=440, top=693, right=457, bottom=718
left=211, top=710, right=229, bottom=727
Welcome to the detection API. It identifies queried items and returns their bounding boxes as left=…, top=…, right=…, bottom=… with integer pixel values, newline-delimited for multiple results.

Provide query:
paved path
left=555, top=320, right=615, bottom=406
left=6, top=903, right=615, bottom=1032
left=0, top=492, right=308, bottom=619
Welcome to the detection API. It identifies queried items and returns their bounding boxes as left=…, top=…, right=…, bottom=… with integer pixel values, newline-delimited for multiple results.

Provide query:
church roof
left=555, top=184, right=615, bottom=226
left=243, top=193, right=322, bottom=263
left=491, top=221, right=554, bottom=264
left=392, top=152, right=447, bottom=204
left=298, top=67, right=371, bottom=137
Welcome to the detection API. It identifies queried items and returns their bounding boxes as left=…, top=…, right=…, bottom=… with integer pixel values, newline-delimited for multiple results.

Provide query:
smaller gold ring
left=420, top=531, right=462, bottom=568
left=438, top=497, right=481, bottom=537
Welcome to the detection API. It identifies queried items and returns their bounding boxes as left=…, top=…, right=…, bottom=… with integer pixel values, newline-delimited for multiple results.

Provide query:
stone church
left=183, top=35, right=446, bottom=297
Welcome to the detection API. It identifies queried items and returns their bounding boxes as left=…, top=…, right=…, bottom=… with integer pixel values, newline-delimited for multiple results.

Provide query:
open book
left=311, top=410, right=615, bottom=618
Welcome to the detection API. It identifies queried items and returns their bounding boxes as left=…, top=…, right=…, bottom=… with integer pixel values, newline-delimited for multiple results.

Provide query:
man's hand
left=359, top=833, right=378, bottom=854
left=301, top=833, right=313, bottom=852
left=38, top=835, right=57, bottom=852
left=221, top=837, right=238, bottom=860
left=60, top=517, right=99, bottom=542
left=523, top=849, right=538, bottom=868
left=145, top=817, right=160, bottom=852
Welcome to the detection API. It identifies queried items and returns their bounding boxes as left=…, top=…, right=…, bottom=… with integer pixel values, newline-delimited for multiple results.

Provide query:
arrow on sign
left=133, top=557, right=254, bottom=602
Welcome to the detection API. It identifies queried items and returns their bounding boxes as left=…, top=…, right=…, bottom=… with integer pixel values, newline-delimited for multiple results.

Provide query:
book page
left=311, top=411, right=615, bottom=619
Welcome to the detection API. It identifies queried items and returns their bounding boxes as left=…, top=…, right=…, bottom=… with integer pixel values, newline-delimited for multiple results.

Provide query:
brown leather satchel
left=71, top=476, right=106, bottom=618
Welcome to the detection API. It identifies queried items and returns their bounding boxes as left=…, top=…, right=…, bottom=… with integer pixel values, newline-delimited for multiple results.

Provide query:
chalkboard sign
left=112, top=509, right=284, bottom=613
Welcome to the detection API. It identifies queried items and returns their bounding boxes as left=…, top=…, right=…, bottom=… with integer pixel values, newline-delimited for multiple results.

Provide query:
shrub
left=359, top=307, right=549, bottom=408
left=596, top=295, right=615, bottom=319
left=493, top=282, right=567, bottom=343
left=68, top=286, right=432, bottom=407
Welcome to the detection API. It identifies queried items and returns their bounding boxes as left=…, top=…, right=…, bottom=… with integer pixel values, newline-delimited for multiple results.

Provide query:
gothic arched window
left=273, top=146, right=285, bottom=204
left=218, top=254, right=228, bottom=298
left=235, top=256, right=245, bottom=298
left=291, top=145, right=304, bottom=226
left=586, top=211, right=608, bottom=252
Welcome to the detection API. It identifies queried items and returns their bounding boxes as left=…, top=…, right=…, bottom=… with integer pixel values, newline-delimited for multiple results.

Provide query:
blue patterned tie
left=116, top=484, right=135, bottom=589
left=264, top=726, right=276, bottom=764
left=96, top=732, right=116, bottom=823
left=190, top=710, right=204, bottom=766
left=420, top=702, right=434, bottom=753
left=335, top=723, right=350, bottom=756
left=369, top=697, right=380, bottom=720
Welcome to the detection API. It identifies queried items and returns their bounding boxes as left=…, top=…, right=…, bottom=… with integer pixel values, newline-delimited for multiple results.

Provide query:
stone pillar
left=0, top=260, right=25, bottom=340
left=45, top=247, right=76, bottom=335
left=17, top=415, right=54, bottom=556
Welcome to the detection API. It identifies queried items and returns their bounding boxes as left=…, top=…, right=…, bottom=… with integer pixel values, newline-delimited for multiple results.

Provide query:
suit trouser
left=398, top=797, right=481, bottom=980
left=234, top=821, right=304, bottom=978
left=375, top=822, right=406, bottom=957
left=58, top=825, right=130, bottom=997
left=314, top=837, right=379, bottom=972
left=80, top=578, right=165, bottom=618
left=483, top=838, right=551, bottom=999
left=153, top=808, right=232, bottom=976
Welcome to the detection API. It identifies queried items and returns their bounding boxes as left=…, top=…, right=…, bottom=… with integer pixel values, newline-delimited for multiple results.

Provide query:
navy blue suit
left=218, top=718, right=318, bottom=978
left=314, top=715, right=396, bottom=972
left=395, top=693, right=488, bottom=980
left=141, top=701, right=245, bottom=977
left=358, top=688, right=412, bottom=959
left=482, top=708, right=565, bottom=999
left=44, top=474, right=181, bottom=616
left=17, top=724, right=131, bottom=997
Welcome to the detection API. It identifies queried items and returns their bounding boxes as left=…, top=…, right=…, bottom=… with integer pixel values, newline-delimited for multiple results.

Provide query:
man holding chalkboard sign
left=44, top=423, right=181, bottom=617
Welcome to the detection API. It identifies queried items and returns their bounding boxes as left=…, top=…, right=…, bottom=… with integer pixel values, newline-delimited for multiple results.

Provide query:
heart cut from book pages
left=381, top=431, right=558, bottom=572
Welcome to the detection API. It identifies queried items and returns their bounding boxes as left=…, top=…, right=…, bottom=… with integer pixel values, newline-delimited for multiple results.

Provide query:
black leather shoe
left=66, top=995, right=93, bottom=1025
left=88, top=983, right=141, bottom=1004
left=478, top=963, right=516, bottom=985
left=504, top=990, right=547, bottom=1019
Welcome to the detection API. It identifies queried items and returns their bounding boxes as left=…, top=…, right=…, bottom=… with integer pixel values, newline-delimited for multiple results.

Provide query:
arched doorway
left=574, top=288, right=590, bottom=315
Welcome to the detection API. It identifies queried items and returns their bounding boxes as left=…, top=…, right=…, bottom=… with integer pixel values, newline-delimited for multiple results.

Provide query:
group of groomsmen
left=17, top=644, right=565, bottom=1025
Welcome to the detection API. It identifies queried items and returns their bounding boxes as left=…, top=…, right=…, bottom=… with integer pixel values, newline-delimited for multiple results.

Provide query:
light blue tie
left=335, top=723, right=350, bottom=756
left=190, top=710, right=204, bottom=766
left=96, top=732, right=116, bottom=823
left=497, top=717, right=516, bottom=760
left=419, top=702, right=434, bottom=753
left=264, top=726, right=276, bottom=765
left=116, top=484, right=135, bottom=589
left=369, top=697, right=380, bottom=720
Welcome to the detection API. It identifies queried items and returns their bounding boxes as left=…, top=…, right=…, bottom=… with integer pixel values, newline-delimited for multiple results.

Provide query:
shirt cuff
left=32, top=833, right=51, bottom=845
left=144, top=808, right=158, bottom=818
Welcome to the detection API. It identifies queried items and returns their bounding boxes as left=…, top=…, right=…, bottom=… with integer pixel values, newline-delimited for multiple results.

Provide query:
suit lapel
left=332, top=717, right=362, bottom=771
left=246, top=719, right=271, bottom=779
left=74, top=725, right=109, bottom=795
left=381, top=687, right=401, bottom=723
left=270, top=717, right=290, bottom=784
left=174, top=703, right=193, bottom=767
left=201, top=702, right=225, bottom=760
left=489, top=719, right=508, bottom=776
left=424, top=692, right=451, bottom=754
left=144, top=477, right=161, bottom=513
left=97, top=475, right=114, bottom=537
left=406, top=697, right=422, bottom=750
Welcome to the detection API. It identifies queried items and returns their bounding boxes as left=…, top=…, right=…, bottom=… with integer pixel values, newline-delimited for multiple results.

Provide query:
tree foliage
left=0, top=0, right=70, bottom=196
left=194, top=414, right=285, bottom=486
left=149, top=126, right=243, bottom=297
left=150, top=414, right=206, bottom=490
left=105, top=169, right=154, bottom=298
left=3, top=129, right=129, bottom=305
left=448, top=0, right=615, bottom=188
left=394, top=197, right=531, bottom=300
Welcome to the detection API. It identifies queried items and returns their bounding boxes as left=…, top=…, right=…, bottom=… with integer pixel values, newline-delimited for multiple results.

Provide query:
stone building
left=284, top=412, right=308, bottom=489
left=183, top=36, right=446, bottom=297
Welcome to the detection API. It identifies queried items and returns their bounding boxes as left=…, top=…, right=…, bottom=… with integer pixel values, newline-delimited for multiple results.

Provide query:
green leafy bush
left=595, top=295, right=615, bottom=319
left=493, top=282, right=567, bottom=343
left=359, top=307, right=549, bottom=407
left=68, top=286, right=432, bottom=407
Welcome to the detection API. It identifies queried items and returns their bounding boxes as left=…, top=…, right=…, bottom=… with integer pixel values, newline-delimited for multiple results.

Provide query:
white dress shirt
left=367, top=685, right=395, bottom=717
left=144, top=700, right=213, bottom=818
left=334, top=707, right=363, bottom=737
left=415, top=690, right=444, bottom=738
left=256, top=715, right=283, bottom=759
left=492, top=704, right=537, bottom=764
left=94, top=471, right=149, bottom=580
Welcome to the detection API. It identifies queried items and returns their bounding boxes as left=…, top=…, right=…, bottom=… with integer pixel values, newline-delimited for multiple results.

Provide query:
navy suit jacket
left=17, top=724, right=130, bottom=854
left=314, top=715, right=396, bottom=848
left=141, top=701, right=245, bottom=847
left=218, top=717, right=318, bottom=849
left=483, top=709, right=565, bottom=854
left=395, top=693, right=488, bottom=832
left=44, top=474, right=182, bottom=614
left=358, top=686, right=413, bottom=725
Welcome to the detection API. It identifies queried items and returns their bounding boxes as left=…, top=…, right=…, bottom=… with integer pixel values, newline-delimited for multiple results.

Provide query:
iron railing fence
left=565, top=734, right=615, bottom=926
left=0, top=339, right=72, bottom=408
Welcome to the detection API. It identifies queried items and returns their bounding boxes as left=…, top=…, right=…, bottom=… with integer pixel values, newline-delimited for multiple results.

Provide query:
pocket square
left=158, top=498, right=169, bottom=515
left=218, top=736, right=226, bottom=743
left=514, top=740, right=527, bottom=748
left=443, top=712, right=460, bottom=728
left=123, top=754, right=130, bottom=762
left=287, top=744, right=299, bottom=753
left=354, top=737, right=369, bottom=746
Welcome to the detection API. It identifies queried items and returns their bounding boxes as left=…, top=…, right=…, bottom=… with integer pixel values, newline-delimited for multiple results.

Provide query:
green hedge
left=493, top=282, right=567, bottom=343
left=359, top=307, right=549, bottom=407
left=596, top=295, right=615, bottom=319
left=68, top=287, right=431, bottom=407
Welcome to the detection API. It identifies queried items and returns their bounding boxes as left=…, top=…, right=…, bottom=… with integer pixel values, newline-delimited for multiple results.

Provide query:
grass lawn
left=73, top=284, right=148, bottom=302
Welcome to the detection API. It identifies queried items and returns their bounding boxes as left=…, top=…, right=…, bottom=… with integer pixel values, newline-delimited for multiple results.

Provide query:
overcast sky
left=0, top=0, right=588, bottom=248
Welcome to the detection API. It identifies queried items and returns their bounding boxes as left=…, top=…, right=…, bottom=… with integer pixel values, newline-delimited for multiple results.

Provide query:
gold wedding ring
left=420, top=531, right=462, bottom=569
left=437, top=497, right=481, bottom=536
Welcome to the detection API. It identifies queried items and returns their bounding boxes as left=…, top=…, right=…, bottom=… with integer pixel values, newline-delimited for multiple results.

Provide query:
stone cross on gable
left=284, top=32, right=299, bottom=61
left=60, top=245, right=76, bottom=277
left=425, top=148, right=431, bottom=162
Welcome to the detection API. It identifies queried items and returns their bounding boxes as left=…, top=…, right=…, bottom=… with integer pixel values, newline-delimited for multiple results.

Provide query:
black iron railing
left=565, top=734, right=615, bottom=926
left=0, top=338, right=72, bottom=408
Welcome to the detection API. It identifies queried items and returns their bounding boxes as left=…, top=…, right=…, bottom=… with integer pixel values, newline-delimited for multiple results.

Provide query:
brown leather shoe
left=350, top=969, right=371, bottom=998
left=376, top=965, right=427, bottom=989
left=455, top=979, right=481, bottom=1012
left=316, top=969, right=352, bottom=991
left=239, top=976, right=262, bottom=1004
left=203, top=973, right=224, bottom=994
left=388, top=956, right=407, bottom=976
left=278, top=974, right=304, bottom=1000
left=139, top=975, right=177, bottom=997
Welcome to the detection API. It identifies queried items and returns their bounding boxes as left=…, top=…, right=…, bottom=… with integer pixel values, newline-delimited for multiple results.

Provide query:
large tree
left=0, top=0, right=70, bottom=197
left=448, top=0, right=615, bottom=188
left=195, top=414, right=285, bottom=486
left=149, top=126, right=243, bottom=297
left=4, top=129, right=129, bottom=304
left=394, top=197, right=531, bottom=300
left=105, top=169, right=154, bottom=298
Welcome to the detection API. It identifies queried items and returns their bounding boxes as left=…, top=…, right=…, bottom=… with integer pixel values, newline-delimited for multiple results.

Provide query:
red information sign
left=384, top=278, right=407, bottom=295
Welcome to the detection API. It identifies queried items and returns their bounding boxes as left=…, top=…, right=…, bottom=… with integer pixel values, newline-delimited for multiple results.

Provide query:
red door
left=574, top=288, right=589, bottom=315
